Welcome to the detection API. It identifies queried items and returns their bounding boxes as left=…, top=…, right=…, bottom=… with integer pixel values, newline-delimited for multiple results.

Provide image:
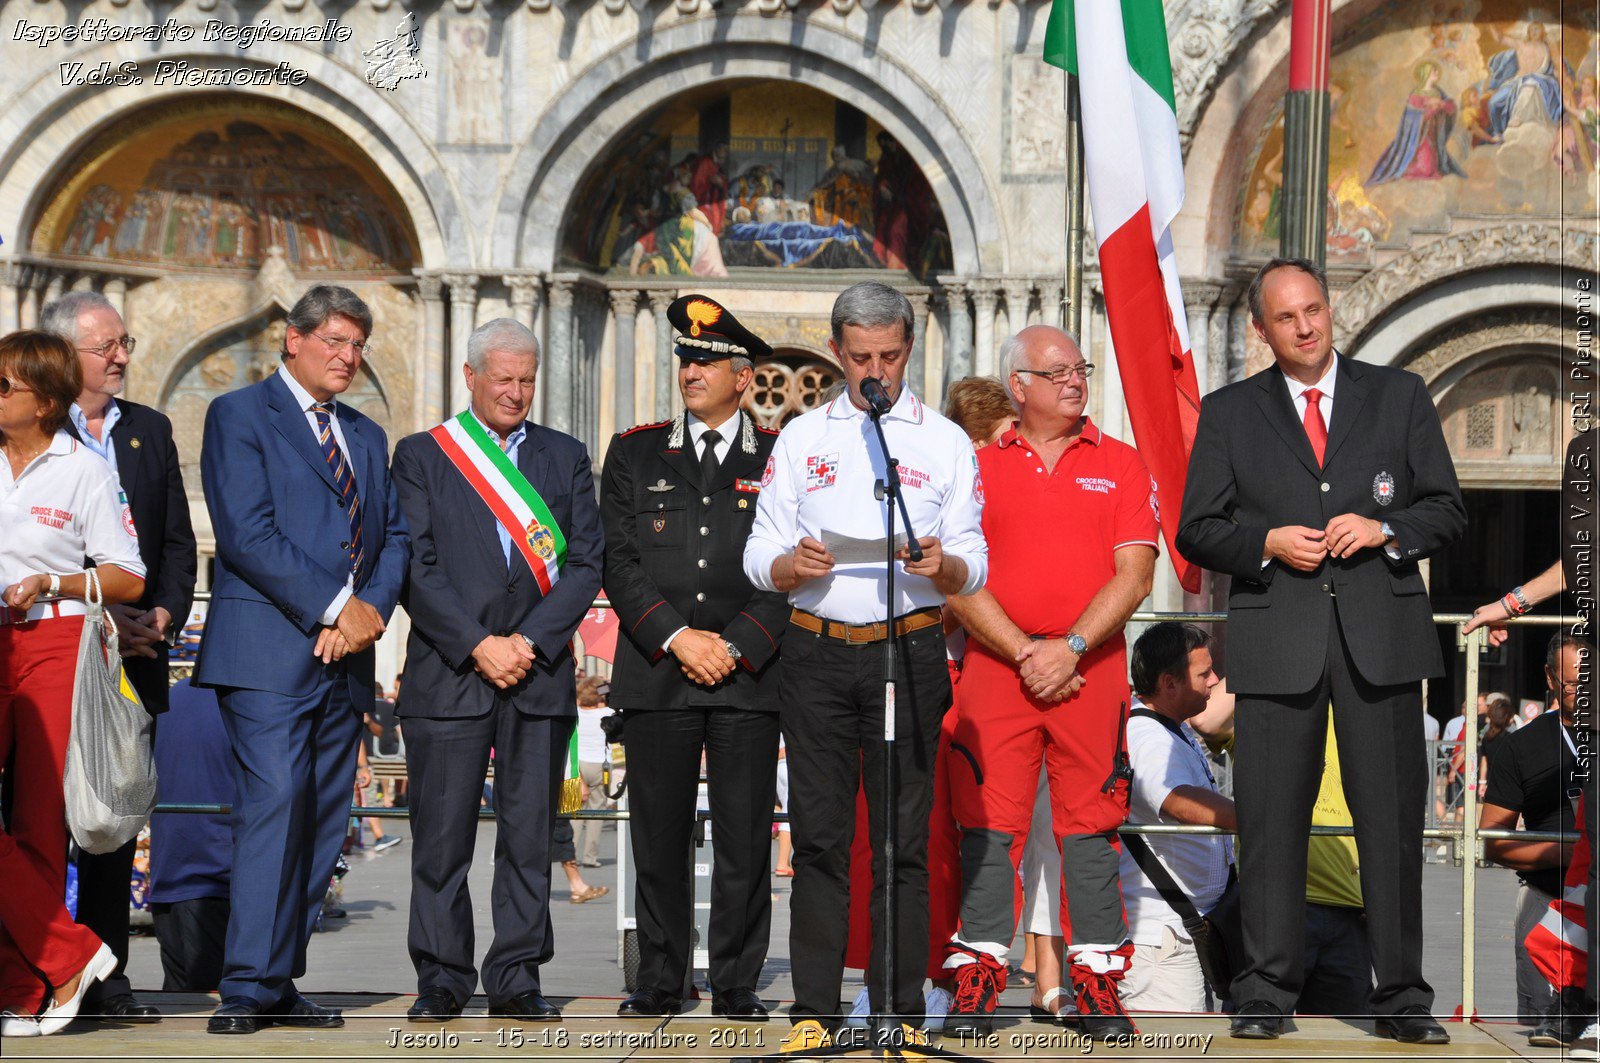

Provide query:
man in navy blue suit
left=195, top=285, right=410, bottom=1034
left=391, top=318, right=603, bottom=1023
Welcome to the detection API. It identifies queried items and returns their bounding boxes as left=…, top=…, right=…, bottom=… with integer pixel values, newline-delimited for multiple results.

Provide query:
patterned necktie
left=699, top=428, right=722, bottom=485
left=312, top=402, right=366, bottom=584
left=1302, top=387, right=1328, bottom=467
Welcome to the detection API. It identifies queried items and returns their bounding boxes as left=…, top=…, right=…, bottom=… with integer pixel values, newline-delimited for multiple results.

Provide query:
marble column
left=610, top=288, right=640, bottom=433
left=1181, top=280, right=1224, bottom=396
left=1210, top=284, right=1242, bottom=391
left=545, top=276, right=578, bottom=436
left=1001, top=280, right=1033, bottom=347
left=442, top=273, right=479, bottom=417
left=43, top=273, right=66, bottom=307
left=0, top=263, right=20, bottom=334
left=907, top=291, right=930, bottom=399
left=647, top=289, right=677, bottom=420
left=1227, top=293, right=1251, bottom=383
left=1045, top=282, right=1066, bottom=330
left=20, top=272, right=41, bottom=329
left=415, top=273, right=448, bottom=425
left=101, top=277, right=127, bottom=318
left=938, top=279, right=972, bottom=392
left=504, top=273, right=545, bottom=421
left=971, top=282, right=999, bottom=378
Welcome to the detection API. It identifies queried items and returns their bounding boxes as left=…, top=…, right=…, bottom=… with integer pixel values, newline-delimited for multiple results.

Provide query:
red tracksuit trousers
left=945, top=642, right=1133, bottom=979
left=0, top=617, right=105, bottom=1013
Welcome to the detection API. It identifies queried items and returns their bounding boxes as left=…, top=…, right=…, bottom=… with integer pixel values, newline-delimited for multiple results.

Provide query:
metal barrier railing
left=151, top=603, right=1586, bottom=1020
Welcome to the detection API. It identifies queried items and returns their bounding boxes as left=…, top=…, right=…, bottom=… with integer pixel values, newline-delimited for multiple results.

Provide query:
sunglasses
left=0, top=376, right=35, bottom=397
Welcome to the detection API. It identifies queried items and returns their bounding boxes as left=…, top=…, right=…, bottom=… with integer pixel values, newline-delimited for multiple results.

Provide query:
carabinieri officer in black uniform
left=601, top=295, right=789, bottom=1021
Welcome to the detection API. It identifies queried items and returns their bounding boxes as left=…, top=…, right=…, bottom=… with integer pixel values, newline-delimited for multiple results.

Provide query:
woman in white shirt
left=0, top=331, right=146, bottom=1037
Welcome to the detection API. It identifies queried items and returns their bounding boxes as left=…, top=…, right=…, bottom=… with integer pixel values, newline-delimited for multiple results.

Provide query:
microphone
left=860, top=377, right=894, bottom=417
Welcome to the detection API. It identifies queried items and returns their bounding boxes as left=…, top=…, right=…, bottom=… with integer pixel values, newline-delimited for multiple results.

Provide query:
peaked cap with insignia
left=666, top=294, right=773, bottom=363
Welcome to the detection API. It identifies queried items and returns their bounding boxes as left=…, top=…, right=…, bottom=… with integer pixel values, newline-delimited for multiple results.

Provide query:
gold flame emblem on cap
left=686, top=299, right=722, bottom=337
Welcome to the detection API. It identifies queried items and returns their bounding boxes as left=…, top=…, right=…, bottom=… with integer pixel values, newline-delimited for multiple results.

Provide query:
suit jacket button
left=337, top=498, right=346, bottom=508
left=702, top=496, right=711, bottom=505
left=341, top=540, right=350, bottom=550
left=698, top=559, right=707, bottom=569
left=1320, top=483, right=1330, bottom=493
left=700, top=526, right=709, bottom=536
left=696, top=592, right=706, bottom=602
left=1321, top=583, right=1330, bottom=592
left=507, top=586, right=515, bottom=595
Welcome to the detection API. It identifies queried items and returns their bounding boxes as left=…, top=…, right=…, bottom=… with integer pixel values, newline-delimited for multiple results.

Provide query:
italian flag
left=1045, top=0, right=1202, bottom=594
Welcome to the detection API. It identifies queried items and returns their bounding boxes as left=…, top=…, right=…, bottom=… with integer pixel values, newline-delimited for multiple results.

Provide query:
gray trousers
left=1515, top=880, right=1559, bottom=1025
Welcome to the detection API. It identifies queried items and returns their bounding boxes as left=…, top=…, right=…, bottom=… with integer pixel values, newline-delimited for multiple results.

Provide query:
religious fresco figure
left=807, top=145, right=874, bottom=229
left=1368, top=61, right=1468, bottom=183
left=628, top=191, right=728, bottom=278
left=689, top=144, right=731, bottom=235
left=1484, top=20, right=1566, bottom=138
left=871, top=132, right=932, bottom=271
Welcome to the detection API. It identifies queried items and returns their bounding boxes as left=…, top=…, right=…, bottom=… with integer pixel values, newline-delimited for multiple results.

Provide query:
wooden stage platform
left=4, top=993, right=1557, bottom=1062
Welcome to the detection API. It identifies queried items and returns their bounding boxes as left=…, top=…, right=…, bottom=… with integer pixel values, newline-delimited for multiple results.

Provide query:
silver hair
left=467, top=318, right=540, bottom=372
left=830, top=281, right=913, bottom=345
left=730, top=354, right=754, bottom=373
left=40, top=291, right=118, bottom=344
left=283, top=284, right=373, bottom=357
left=1001, top=325, right=1082, bottom=409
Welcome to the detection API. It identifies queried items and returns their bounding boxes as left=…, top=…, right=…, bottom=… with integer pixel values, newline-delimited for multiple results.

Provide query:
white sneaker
left=2, top=1011, right=41, bottom=1037
left=923, top=986, right=953, bottom=1034
left=1572, top=1022, right=1600, bottom=1060
left=843, top=986, right=871, bottom=1028
left=37, top=942, right=116, bottom=1036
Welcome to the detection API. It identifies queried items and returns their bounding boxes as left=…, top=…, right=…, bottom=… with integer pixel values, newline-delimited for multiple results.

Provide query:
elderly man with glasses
left=941, top=324, right=1157, bottom=1040
left=34, top=291, right=198, bottom=1024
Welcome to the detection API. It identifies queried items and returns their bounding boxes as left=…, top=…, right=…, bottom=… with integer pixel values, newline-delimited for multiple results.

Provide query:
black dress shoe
left=489, top=992, right=561, bottom=1022
left=618, top=987, right=682, bottom=1018
left=266, top=993, right=345, bottom=1029
left=207, top=997, right=265, bottom=1035
left=1229, top=1000, right=1285, bottom=1040
left=90, top=993, right=162, bottom=1023
left=711, top=988, right=769, bottom=1021
left=408, top=988, right=463, bottom=1022
left=1375, top=1005, right=1450, bottom=1045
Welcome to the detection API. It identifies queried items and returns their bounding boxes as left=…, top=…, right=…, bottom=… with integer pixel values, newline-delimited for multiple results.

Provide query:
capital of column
left=1181, top=279, right=1227, bottom=311
left=969, top=282, right=1000, bottom=310
left=548, top=275, right=579, bottom=309
left=609, top=288, right=642, bottom=317
left=645, top=288, right=677, bottom=313
left=0, top=261, right=25, bottom=288
left=503, top=274, right=543, bottom=311
left=905, top=291, right=930, bottom=315
left=1000, top=280, right=1032, bottom=312
left=413, top=272, right=444, bottom=301
left=442, top=272, right=479, bottom=304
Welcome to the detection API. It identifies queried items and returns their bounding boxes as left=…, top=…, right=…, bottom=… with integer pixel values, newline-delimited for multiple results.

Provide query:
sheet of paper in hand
left=820, top=530, right=909, bottom=565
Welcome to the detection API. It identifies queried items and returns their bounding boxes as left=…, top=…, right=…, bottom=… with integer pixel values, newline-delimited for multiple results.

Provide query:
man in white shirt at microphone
left=744, top=281, right=988, bottom=1053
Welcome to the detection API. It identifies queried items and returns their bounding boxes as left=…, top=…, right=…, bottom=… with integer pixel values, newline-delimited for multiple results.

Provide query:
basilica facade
left=1, top=0, right=1593, bottom=697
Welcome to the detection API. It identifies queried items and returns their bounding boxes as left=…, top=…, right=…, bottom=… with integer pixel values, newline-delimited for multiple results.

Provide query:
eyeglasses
left=1015, top=362, right=1095, bottom=385
left=78, top=336, right=135, bottom=359
left=0, top=376, right=35, bottom=397
left=312, top=332, right=373, bottom=357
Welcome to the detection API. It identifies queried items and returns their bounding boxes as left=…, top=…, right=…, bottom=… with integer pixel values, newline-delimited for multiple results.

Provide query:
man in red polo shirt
left=942, top=325, right=1158, bottom=1040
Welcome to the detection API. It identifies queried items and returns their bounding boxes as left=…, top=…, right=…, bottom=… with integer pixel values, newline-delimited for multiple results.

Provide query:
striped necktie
left=312, top=402, right=366, bottom=585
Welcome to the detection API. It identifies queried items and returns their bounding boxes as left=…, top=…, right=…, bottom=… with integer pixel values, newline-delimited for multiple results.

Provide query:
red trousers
left=946, top=644, right=1131, bottom=970
left=0, top=617, right=104, bottom=1013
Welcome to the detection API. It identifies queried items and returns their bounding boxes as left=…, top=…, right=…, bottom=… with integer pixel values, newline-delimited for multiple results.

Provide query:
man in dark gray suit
left=392, top=318, right=603, bottom=1023
left=1177, top=258, right=1465, bottom=1044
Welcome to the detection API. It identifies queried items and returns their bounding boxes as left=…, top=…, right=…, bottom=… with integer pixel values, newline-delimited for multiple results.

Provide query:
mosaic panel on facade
left=1236, top=1, right=1598, bottom=261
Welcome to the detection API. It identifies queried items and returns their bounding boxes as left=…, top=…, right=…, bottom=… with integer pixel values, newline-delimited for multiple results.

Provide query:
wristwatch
left=1064, top=632, right=1088, bottom=655
left=724, top=640, right=743, bottom=661
left=516, top=633, right=537, bottom=655
left=1380, top=520, right=1396, bottom=544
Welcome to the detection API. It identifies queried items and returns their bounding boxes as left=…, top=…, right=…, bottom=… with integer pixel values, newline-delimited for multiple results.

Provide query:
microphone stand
left=746, top=385, right=978, bottom=1061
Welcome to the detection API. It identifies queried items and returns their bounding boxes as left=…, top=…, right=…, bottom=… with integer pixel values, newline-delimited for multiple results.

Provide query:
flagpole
left=1064, top=70, right=1085, bottom=338
left=1281, top=0, right=1330, bottom=265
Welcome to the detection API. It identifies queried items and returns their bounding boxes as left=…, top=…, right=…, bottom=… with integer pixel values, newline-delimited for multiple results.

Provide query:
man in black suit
left=601, top=295, right=787, bottom=1021
left=46, top=291, right=198, bottom=1023
left=392, top=318, right=603, bottom=1023
left=1177, top=258, right=1465, bottom=1043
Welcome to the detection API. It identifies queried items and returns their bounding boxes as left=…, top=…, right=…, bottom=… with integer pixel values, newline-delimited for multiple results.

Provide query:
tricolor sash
left=429, top=412, right=568, bottom=593
left=558, top=727, right=582, bottom=816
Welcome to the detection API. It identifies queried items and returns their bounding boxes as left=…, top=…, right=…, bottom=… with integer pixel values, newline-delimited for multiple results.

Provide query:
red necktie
left=1302, top=387, right=1328, bottom=467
